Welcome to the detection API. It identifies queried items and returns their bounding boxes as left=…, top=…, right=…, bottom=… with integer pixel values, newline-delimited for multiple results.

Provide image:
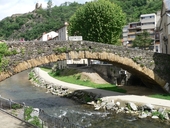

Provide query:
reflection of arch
left=0, top=51, right=169, bottom=93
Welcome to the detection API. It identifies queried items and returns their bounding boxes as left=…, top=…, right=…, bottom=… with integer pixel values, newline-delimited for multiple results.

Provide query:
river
left=0, top=69, right=169, bottom=128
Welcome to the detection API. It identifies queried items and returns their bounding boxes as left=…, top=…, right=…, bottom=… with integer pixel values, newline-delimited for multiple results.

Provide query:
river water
left=0, top=69, right=169, bottom=128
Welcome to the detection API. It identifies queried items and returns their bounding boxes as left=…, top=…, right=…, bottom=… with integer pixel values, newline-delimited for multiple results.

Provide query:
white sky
left=0, top=0, right=91, bottom=21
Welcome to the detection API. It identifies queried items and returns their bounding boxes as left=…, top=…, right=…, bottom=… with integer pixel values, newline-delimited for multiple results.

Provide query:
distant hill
left=0, top=2, right=82, bottom=41
left=0, top=0, right=162, bottom=41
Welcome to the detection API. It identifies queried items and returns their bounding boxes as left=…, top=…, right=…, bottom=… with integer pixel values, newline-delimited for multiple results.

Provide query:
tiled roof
left=164, top=0, right=170, bottom=10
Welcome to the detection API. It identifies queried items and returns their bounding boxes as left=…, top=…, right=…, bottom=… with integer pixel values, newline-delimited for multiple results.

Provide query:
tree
left=68, top=0, right=126, bottom=45
left=132, top=30, right=153, bottom=49
left=47, top=0, right=52, bottom=9
left=47, top=0, right=53, bottom=15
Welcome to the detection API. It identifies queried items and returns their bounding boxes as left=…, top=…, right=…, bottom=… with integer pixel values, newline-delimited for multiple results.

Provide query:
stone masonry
left=0, top=40, right=170, bottom=93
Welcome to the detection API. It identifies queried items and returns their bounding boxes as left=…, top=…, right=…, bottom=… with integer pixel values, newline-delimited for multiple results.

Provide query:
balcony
left=147, top=30, right=154, bottom=34
left=128, top=38, right=135, bottom=41
left=140, top=18, right=155, bottom=23
left=129, top=26, right=141, bottom=29
left=123, top=33, right=128, bottom=36
left=141, top=24, right=155, bottom=29
left=135, top=31, right=142, bottom=34
left=128, top=32, right=136, bottom=35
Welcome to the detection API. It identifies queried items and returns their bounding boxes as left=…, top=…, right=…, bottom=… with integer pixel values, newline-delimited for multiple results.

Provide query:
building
left=38, top=31, right=58, bottom=41
left=140, top=13, right=156, bottom=30
left=154, top=12, right=161, bottom=53
left=127, top=22, right=141, bottom=46
left=123, top=13, right=160, bottom=50
left=55, top=22, right=69, bottom=41
left=142, top=13, right=158, bottom=50
left=159, top=0, right=170, bottom=54
left=122, top=25, right=129, bottom=46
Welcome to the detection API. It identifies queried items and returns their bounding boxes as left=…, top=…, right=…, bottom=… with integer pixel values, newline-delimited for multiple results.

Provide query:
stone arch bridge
left=0, top=41, right=170, bottom=93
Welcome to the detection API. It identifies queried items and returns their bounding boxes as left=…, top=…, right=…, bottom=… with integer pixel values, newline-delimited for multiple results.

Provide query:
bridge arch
left=0, top=41, right=170, bottom=93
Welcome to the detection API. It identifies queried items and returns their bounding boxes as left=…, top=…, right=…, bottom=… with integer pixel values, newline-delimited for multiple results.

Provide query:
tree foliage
left=68, top=0, right=126, bottom=44
left=132, top=30, right=153, bottom=49
left=47, top=0, right=53, bottom=9
left=111, top=0, right=162, bottom=23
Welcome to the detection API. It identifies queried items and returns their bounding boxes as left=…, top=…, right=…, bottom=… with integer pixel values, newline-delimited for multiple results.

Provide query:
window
left=142, top=22, right=155, bottom=25
left=129, top=35, right=135, bottom=38
left=168, top=25, right=170, bottom=34
left=141, top=15, right=155, bottom=19
left=166, top=45, right=168, bottom=54
left=156, top=46, right=158, bottom=52
left=167, top=16, right=170, bottom=24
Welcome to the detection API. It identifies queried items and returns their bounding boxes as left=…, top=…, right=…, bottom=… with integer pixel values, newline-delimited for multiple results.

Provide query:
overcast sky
left=0, top=0, right=91, bottom=21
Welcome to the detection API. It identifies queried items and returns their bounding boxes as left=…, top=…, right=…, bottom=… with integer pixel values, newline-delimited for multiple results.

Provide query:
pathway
left=35, top=67, right=170, bottom=109
left=0, top=109, right=35, bottom=128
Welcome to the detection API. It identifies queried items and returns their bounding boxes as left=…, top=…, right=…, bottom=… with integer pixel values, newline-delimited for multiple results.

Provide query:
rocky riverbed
left=29, top=68, right=170, bottom=124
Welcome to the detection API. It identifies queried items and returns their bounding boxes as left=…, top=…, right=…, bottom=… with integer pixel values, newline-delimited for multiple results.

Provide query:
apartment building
left=127, top=22, right=141, bottom=46
left=124, top=13, right=160, bottom=50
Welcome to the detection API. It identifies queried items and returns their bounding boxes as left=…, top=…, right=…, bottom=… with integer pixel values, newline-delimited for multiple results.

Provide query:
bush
left=24, top=106, right=33, bottom=121
left=11, top=104, right=22, bottom=110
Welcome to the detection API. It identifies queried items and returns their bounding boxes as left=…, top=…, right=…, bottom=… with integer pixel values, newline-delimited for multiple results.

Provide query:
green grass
left=39, top=67, right=170, bottom=100
left=48, top=71, right=126, bottom=93
left=40, top=67, right=51, bottom=73
left=149, top=94, right=170, bottom=100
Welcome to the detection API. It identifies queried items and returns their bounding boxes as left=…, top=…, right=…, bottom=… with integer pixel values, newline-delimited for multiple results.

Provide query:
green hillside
left=112, top=0, right=162, bottom=23
left=0, top=2, right=82, bottom=41
left=0, top=0, right=162, bottom=41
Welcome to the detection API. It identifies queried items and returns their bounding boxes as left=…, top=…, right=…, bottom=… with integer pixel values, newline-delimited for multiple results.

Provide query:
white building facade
left=39, top=31, right=58, bottom=41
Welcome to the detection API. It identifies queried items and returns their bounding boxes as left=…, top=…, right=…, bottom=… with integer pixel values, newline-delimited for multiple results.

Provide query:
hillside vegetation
left=112, top=0, right=162, bottom=22
left=0, top=2, right=82, bottom=41
left=0, top=0, right=162, bottom=41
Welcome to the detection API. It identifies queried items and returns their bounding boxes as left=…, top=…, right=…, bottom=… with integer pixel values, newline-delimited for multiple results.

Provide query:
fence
left=0, top=95, right=86, bottom=128
left=0, top=95, right=24, bottom=109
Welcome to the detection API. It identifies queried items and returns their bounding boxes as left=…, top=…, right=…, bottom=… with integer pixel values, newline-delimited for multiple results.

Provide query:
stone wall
left=91, top=64, right=128, bottom=85
left=0, top=40, right=169, bottom=92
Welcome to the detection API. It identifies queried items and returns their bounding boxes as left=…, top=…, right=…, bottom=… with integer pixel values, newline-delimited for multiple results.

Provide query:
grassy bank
left=41, top=67, right=126, bottom=93
left=40, top=67, right=170, bottom=100
left=150, top=94, right=170, bottom=100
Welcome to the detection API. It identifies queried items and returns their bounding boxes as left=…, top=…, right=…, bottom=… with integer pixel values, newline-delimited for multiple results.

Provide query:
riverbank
left=30, top=67, right=170, bottom=122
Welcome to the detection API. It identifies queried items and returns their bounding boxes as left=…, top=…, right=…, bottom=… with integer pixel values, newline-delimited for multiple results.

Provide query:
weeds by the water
left=24, top=106, right=42, bottom=128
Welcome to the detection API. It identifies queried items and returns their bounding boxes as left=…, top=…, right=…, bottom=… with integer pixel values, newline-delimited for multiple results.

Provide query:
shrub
left=24, top=106, right=33, bottom=121
left=11, top=104, right=22, bottom=110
